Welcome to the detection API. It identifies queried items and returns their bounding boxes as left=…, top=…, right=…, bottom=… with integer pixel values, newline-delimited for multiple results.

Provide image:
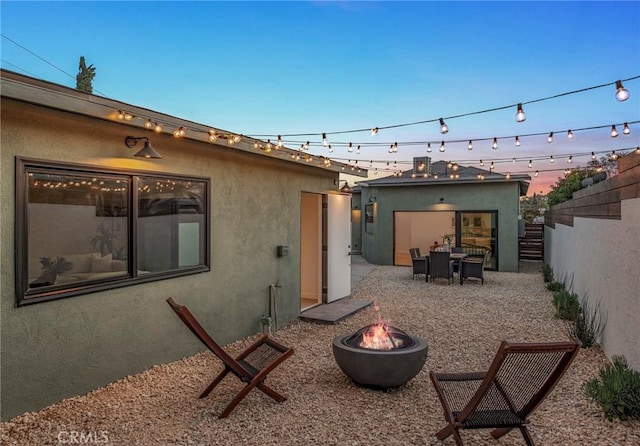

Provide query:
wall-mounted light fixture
left=125, top=136, right=162, bottom=159
left=334, top=179, right=352, bottom=194
left=368, top=196, right=377, bottom=203
left=439, top=197, right=445, bottom=204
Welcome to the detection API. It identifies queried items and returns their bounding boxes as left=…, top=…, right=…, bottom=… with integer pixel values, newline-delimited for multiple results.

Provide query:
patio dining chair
left=410, top=248, right=428, bottom=280
left=429, top=251, right=454, bottom=284
left=429, top=340, right=581, bottom=446
left=166, top=297, right=294, bottom=418
left=460, top=253, right=486, bottom=285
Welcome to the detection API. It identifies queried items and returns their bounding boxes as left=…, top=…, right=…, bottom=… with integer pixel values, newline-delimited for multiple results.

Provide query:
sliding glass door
left=458, top=211, right=497, bottom=269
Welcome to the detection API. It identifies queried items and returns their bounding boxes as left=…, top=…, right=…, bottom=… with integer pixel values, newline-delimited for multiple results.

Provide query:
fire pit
left=332, top=323, right=428, bottom=389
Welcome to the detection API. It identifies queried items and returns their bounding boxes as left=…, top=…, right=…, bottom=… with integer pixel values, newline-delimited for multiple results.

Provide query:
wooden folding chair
left=167, top=297, right=294, bottom=418
left=429, top=340, right=581, bottom=445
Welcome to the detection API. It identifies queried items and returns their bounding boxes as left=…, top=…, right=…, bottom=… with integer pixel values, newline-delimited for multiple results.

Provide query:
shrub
left=541, top=264, right=554, bottom=283
left=567, top=298, right=605, bottom=348
left=553, top=289, right=580, bottom=320
left=584, top=355, right=640, bottom=421
left=546, top=280, right=565, bottom=292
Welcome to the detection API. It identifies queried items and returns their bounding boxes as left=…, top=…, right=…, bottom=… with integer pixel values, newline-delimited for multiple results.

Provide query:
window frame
left=15, top=158, right=211, bottom=306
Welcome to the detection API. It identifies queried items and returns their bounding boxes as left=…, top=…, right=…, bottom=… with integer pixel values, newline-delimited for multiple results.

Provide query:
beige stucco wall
left=544, top=197, right=640, bottom=370
left=1, top=98, right=337, bottom=420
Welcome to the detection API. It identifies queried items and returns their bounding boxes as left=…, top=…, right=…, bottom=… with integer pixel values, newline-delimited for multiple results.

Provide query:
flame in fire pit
left=357, top=303, right=406, bottom=350
left=360, top=323, right=403, bottom=350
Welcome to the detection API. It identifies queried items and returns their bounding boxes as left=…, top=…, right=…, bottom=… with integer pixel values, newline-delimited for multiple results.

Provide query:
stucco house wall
left=359, top=181, right=523, bottom=272
left=544, top=152, right=640, bottom=370
left=0, top=73, right=355, bottom=420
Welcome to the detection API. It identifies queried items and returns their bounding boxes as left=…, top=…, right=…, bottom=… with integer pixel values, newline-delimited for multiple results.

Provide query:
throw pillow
left=90, top=253, right=112, bottom=273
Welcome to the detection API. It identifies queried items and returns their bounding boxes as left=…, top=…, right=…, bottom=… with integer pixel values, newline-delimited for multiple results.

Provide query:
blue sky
left=2, top=1, right=639, bottom=193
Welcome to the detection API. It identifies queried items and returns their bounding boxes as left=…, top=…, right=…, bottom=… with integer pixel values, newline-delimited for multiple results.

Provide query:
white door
left=326, top=194, right=352, bottom=302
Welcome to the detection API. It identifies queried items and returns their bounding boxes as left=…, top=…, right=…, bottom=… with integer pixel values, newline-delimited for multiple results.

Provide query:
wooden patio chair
left=166, top=297, right=294, bottom=418
left=429, top=340, right=581, bottom=446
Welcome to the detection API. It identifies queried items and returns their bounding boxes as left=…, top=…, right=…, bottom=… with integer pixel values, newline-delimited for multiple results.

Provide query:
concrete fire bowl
left=332, top=333, right=428, bottom=389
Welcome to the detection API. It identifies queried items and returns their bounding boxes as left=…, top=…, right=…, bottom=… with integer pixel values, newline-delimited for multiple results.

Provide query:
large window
left=16, top=158, right=210, bottom=306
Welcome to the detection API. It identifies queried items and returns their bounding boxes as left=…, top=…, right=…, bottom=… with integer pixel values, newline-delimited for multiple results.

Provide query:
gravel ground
left=2, top=263, right=639, bottom=445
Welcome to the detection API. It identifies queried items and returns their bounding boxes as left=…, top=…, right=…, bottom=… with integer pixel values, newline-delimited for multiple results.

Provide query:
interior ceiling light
left=125, top=136, right=162, bottom=159
left=623, top=123, right=631, bottom=135
left=611, top=125, right=619, bottom=138
left=515, top=103, right=526, bottom=122
left=615, top=80, right=630, bottom=102
left=439, top=118, right=448, bottom=134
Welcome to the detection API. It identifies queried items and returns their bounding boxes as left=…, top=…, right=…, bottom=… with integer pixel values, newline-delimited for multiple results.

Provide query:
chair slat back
left=167, top=298, right=250, bottom=378
left=458, top=341, right=581, bottom=421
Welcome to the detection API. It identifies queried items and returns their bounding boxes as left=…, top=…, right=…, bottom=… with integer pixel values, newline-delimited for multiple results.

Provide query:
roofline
left=0, top=69, right=367, bottom=178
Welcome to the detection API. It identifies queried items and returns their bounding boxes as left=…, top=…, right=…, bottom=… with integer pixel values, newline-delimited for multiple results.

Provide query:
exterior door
left=324, top=194, right=351, bottom=302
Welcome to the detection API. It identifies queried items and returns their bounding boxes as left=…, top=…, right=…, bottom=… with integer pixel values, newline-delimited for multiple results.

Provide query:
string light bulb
left=490, top=161, right=495, bottom=170
left=208, top=130, right=218, bottom=142
left=591, top=151, right=597, bottom=160
left=515, top=136, right=521, bottom=147
left=479, top=159, right=484, bottom=166
left=528, top=160, right=532, bottom=168
left=356, top=145, right=361, bottom=154
left=144, top=119, right=154, bottom=130
left=426, top=143, right=432, bottom=153
left=534, top=170, right=539, bottom=177
left=567, top=130, right=574, bottom=140
left=468, top=140, right=473, bottom=150
left=515, top=103, right=526, bottom=122
left=154, top=122, right=163, bottom=133
left=277, top=135, right=283, bottom=147
left=506, top=172, right=511, bottom=179
left=322, top=133, right=329, bottom=147
left=635, top=146, right=640, bottom=155
left=567, top=155, right=573, bottom=163
left=371, top=127, right=379, bottom=136
left=492, top=137, right=498, bottom=150
left=439, top=141, right=445, bottom=152
left=439, top=118, right=448, bottom=134
left=173, top=127, right=186, bottom=138
left=615, top=80, right=630, bottom=102
left=623, top=123, right=630, bottom=135
left=611, top=150, right=619, bottom=160
left=611, top=125, right=619, bottom=138
left=547, top=132, right=554, bottom=143
left=348, top=142, right=353, bottom=153
left=550, top=155, right=555, bottom=163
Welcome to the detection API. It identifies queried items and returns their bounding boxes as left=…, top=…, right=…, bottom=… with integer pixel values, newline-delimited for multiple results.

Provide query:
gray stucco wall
left=544, top=198, right=640, bottom=370
left=360, top=181, right=522, bottom=271
left=1, top=99, right=336, bottom=420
